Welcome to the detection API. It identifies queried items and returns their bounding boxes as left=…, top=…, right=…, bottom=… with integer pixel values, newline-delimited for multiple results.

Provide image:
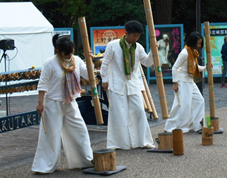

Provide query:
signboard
left=54, top=27, right=74, bottom=41
left=0, top=111, right=39, bottom=133
left=90, top=26, right=125, bottom=55
left=201, top=22, right=227, bottom=77
left=146, top=24, right=184, bottom=83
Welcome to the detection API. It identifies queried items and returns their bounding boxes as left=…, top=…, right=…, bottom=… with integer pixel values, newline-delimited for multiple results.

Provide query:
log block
left=202, top=127, right=214, bottom=146
left=172, top=129, right=184, bottom=156
left=93, top=149, right=116, bottom=172
left=156, top=132, right=173, bottom=150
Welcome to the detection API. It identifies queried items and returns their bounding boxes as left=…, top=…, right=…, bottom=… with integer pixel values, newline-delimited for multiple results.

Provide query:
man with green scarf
left=101, top=20, right=156, bottom=150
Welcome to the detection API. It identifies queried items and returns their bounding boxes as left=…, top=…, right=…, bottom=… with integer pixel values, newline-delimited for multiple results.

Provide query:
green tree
left=32, top=0, right=88, bottom=29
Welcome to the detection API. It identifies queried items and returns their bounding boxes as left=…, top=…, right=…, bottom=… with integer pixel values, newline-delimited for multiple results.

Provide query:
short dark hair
left=186, top=31, right=204, bottom=49
left=52, top=34, right=75, bottom=55
left=125, top=20, right=144, bottom=34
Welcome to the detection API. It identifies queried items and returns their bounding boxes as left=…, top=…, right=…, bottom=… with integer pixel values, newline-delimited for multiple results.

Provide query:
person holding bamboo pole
left=164, top=31, right=213, bottom=133
left=101, top=20, right=156, bottom=150
left=32, top=34, right=93, bottom=174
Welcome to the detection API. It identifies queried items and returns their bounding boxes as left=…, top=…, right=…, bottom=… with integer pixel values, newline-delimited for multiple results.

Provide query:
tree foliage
left=32, top=0, right=88, bottom=29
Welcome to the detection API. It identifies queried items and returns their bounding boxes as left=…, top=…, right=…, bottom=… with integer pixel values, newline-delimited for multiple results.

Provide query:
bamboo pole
left=78, top=17, right=104, bottom=125
left=139, top=65, right=158, bottom=119
left=142, top=90, right=151, bottom=112
left=40, top=113, right=47, bottom=134
left=204, top=21, right=216, bottom=118
left=142, top=92, right=148, bottom=110
left=143, top=0, right=169, bottom=119
left=176, top=92, right=181, bottom=107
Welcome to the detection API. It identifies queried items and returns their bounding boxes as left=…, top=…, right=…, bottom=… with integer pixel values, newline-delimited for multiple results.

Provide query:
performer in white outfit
left=101, top=20, right=155, bottom=150
left=164, top=31, right=212, bottom=133
left=31, top=34, right=93, bottom=174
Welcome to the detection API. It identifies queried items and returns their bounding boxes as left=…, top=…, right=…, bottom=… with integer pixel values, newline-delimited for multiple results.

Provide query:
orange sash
left=185, top=45, right=201, bottom=80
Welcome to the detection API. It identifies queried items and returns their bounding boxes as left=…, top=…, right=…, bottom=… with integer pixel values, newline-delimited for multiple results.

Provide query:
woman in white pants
left=31, top=34, right=93, bottom=174
left=164, top=31, right=212, bottom=133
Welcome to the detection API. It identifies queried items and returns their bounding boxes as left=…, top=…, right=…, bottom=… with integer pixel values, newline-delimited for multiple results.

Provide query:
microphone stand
left=0, top=50, right=9, bottom=116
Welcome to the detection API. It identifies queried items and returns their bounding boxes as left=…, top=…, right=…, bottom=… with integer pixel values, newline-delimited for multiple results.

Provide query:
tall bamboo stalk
left=204, top=21, right=216, bottom=118
left=78, top=17, right=104, bottom=125
left=143, top=0, right=168, bottom=119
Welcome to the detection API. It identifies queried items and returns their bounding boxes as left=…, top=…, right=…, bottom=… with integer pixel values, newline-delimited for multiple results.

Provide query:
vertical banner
left=90, top=26, right=125, bottom=55
left=201, top=22, right=227, bottom=77
left=146, top=24, right=184, bottom=83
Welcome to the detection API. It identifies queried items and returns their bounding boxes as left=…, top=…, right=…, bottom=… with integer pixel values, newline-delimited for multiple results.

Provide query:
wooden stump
left=202, top=127, right=214, bottom=146
left=93, top=149, right=116, bottom=172
left=211, top=117, right=219, bottom=131
left=156, top=132, right=173, bottom=150
left=172, top=129, right=184, bottom=156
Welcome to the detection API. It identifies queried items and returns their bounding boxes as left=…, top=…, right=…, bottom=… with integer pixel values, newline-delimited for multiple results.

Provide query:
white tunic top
left=101, top=39, right=153, bottom=95
left=38, top=55, right=88, bottom=101
left=172, top=48, right=207, bottom=83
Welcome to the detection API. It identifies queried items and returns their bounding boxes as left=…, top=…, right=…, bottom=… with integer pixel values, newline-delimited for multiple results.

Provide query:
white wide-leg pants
left=164, top=81, right=205, bottom=133
left=31, top=98, right=93, bottom=173
left=107, top=89, right=154, bottom=149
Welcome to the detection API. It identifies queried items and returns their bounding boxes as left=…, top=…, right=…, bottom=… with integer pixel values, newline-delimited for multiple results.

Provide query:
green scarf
left=119, top=35, right=136, bottom=80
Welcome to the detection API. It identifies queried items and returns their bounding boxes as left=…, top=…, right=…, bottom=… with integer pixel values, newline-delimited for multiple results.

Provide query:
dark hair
left=52, top=34, right=75, bottom=55
left=125, top=20, right=144, bottom=34
left=224, top=35, right=227, bottom=43
left=186, top=31, right=204, bottom=49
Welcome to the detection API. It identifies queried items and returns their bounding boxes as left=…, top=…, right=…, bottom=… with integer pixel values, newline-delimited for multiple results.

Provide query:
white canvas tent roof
left=0, top=2, right=54, bottom=96
left=0, top=2, right=53, bottom=34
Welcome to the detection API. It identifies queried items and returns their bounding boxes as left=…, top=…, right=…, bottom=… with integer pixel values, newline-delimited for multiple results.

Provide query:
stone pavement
left=0, top=82, right=227, bottom=178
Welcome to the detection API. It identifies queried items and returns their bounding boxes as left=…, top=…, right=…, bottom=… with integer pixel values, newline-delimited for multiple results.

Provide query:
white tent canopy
left=0, top=2, right=54, bottom=72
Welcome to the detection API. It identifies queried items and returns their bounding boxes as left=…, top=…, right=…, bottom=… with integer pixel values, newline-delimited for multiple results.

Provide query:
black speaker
left=0, top=39, right=15, bottom=51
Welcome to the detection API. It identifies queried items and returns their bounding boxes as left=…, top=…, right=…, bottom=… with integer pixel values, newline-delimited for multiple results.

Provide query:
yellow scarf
left=185, top=45, right=201, bottom=82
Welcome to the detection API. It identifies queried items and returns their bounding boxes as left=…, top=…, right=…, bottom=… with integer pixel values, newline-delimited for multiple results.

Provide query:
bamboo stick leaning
left=142, top=92, right=148, bottom=110
left=142, top=90, right=151, bottom=112
left=139, top=64, right=158, bottom=119
left=78, top=17, right=104, bottom=125
left=143, top=0, right=169, bottom=119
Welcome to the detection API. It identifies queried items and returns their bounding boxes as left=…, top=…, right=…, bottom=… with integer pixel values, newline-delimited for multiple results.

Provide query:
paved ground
left=0, top=82, right=227, bottom=178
